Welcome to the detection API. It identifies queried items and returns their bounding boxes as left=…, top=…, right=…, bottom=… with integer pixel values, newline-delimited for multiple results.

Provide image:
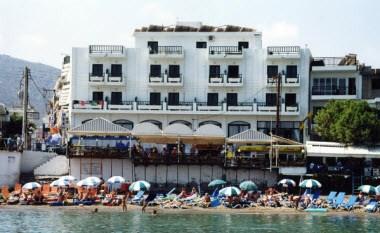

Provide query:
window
left=265, top=93, right=277, bottom=106
left=267, top=65, right=278, bottom=78
left=110, top=92, right=122, bottom=105
left=199, top=121, right=222, bottom=128
left=150, top=92, right=161, bottom=105
left=312, top=78, right=348, bottom=95
left=372, top=79, right=380, bottom=90
left=257, top=121, right=302, bottom=142
left=226, top=93, right=238, bottom=106
left=238, top=41, right=249, bottom=50
left=168, top=65, right=180, bottom=78
left=92, top=64, right=103, bottom=76
left=286, top=65, right=297, bottom=78
left=348, top=78, right=356, bottom=95
left=150, top=65, right=161, bottom=77
left=169, top=120, right=192, bottom=128
left=285, top=93, right=296, bottom=107
left=141, top=119, right=162, bottom=129
left=209, top=65, right=220, bottom=78
left=147, top=41, right=158, bottom=54
left=196, top=41, right=207, bottom=48
left=207, top=93, right=219, bottom=106
left=92, top=92, right=103, bottom=101
left=110, top=64, right=122, bottom=77
left=228, top=65, right=239, bottom=77
left=113, top=119, right=134, bottom=130
left=168, top=92, right=179, bottom=105
left=228, top=121, right=250, bottom=137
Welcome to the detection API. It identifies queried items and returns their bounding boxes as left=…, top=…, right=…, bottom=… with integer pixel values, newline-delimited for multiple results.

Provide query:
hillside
left=0, top=54, right=60, bottom=121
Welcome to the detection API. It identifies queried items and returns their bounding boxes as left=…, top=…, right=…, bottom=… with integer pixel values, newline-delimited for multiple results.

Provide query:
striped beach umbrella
left=208, top=179, right=226, bottom=188
left=77, top=179, right=98, bottom=187
left=239, top=180, right=258, bottom=191
left=22, top=182, right=41, bottom=190
left=84, top=176, right=101, bottom=185
left=50, top=179, right=70, bottom=188
left=278, top=179, right=297, bottom=188
left=129, top=180, right=150, bottom=191
left=375, top=185, right=380, bottom=195
left=107, top=176, right=125, bottom=184
left=219, top=186, right=241, bottom=197
left=358, top=185, right=376, bottom=195
left=299, top=179, right=322, bottom=189
left=59, top=175, right=77, bottom=183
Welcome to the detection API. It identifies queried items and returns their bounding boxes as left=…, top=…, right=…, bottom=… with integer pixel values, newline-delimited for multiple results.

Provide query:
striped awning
left=227, top=129, right=272, bottom=144
left=68, top=117, right=130, bottom=136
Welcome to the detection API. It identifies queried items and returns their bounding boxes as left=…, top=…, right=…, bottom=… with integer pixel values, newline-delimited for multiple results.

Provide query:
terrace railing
left=89, top=45, right=124, bottom=54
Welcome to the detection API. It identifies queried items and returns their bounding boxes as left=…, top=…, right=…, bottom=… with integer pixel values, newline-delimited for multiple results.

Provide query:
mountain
left=0, top=54, right=60, bottom=122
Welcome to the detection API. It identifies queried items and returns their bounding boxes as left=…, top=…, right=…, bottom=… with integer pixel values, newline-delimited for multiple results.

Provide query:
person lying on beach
left=177, top=187, right=188, bottom=199
left=200, top=193, right=211, bottom=208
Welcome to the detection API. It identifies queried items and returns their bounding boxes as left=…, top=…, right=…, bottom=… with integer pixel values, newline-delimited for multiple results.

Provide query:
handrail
left=311, top=86, right=356, bottom=95
left=267, top=46, right=300, bottom=55
left=209, top=46, right=242, bottom=55
left=89, top=45, right=124, bottom=54
left=149, top=46, right=183, bottom=55
left=226, top=74, right=242, bottom=83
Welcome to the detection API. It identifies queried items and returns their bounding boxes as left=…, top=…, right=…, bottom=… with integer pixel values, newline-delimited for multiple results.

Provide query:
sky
left=0, top=0, right=379, bottom=68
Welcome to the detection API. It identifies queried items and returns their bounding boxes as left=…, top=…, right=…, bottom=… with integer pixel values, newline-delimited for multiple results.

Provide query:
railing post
left=193, top=102, right=197, bottom=112
left=133, top=101, right=137, bottom=111
left=223, top=102, right=227, bottom=111
left=281, top=103, right=286, bottom=113
left=163, top=102, right=167, bottom=111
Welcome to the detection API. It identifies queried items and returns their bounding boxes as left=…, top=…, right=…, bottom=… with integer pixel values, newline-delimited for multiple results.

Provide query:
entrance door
left=111, top=92, right=122, bottom=105
left=228, top=65, right=239, bottom=78
left=150, top=92, right=161, bottom=105
left=207, top=93, right=218, bottom=106
left=111, top=64, right=122, bottom=77
left=92, top=64, right=103, bottom=76
left=209, top=65, right=220, bottom=78
left=168, top=65, right=180, bottom=78
left=285, top=93, right=296, bottom=107
left=266, top=93, right=277, bottom=106
left=92, top=92, right=103, bottom=101
left=150, top=65, right=161, bottom=77
left=267, top=65, right=278, bottom=78
left=168, top=92, right=179, bottom=105
left=226, top=93, right=238, bottom=106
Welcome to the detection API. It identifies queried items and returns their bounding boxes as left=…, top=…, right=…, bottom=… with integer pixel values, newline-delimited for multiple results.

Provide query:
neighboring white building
left=60, top=22, right=311, bottom=142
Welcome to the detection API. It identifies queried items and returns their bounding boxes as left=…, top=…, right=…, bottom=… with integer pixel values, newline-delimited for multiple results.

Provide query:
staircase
left=33, top=156, right=69, bottom=179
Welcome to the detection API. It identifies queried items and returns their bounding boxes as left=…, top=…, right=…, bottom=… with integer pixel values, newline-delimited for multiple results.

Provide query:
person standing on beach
left=122, top=191, right=129, bottom=212
left=142, top=190, right=157, bottom=213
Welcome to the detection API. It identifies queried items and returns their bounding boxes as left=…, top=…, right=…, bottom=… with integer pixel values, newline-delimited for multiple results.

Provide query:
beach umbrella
left=129, top=180, right=150, bottom=191
left=77, top=179, right=98, bottom=187
left=84, top=176, right=101, bottom=185
left=299, top=179, right=322, bottom=189
left=278, top=179, right=297, bottom=188
left=107, top=176, right=125, bottom=184
left=375, top=185, right=380, bottom=195
left=208, top=179, right=226, bottom=188
left=358, top=185, right=376, bottom=195
left=219, top=186, right=241, bottom=197
left=22, top=182, right=41, bottom=190
left=59, top=175, right=77, bottom=183
left=239, top=180, right=258, bottom=191
left=50, top=179, right=70, bottom=188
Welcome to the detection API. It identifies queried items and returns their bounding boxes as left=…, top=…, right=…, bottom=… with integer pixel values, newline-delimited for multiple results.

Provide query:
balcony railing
left=285, top=74, right=299, bottom=84
left=108, top=101, right=134, bottom=110
left=167, top=101, right=193, bottom=111
left=89, top=45, right=125, bottom=55
left=149, top=46, right=183, bottom=55
left=149, top=73, right=164, bottom=83
left=227, top=102, right=253, bottom=112
left=209, top=74, right=224, bottom=83
left=89, top=73, right=104, bottom=82
left=227, top=74, right=243, bottom=83
left=132, top=153, right=225, bottom=166
left=137, top=101, right=163, bottom=110
left=167, top=74, right=182, bottom=83
left=267, top=46, right=300, bottom=56
left=267, top=75, right=300, bottom=86
left=256, top=102, right=277, bottom=112
left=197, top=102, right=223, bottom=111
left=311, top=86, right=356, bottom=96
left=313, top=57, right=357, bottom=67
left=285, top=103, right=299, bottom=112
left=72, top=100, right=103, bottom=110
left=209, top=46, right=242, bottom=55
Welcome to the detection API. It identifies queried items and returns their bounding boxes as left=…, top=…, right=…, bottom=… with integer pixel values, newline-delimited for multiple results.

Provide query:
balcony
left=137, top=101, right=163, bottom=111
left=227, top=102, right=253, bottom=112
left=208, top=74, right=243, bottom=87
left=209, top=46, right=243, bottom=59
left=108, top=101, right=133, bottom=111
left=89, top=73, right=104, bottom=82
left=149, top=46, right=184, bottom=59
left=284, top=103, right=299, bottom=113
left=257, top=102, right=277, bottom=112
left=197, top=102, right=223, bottom=111
left=311, top=86, right=357, bottom=100
left=89, top=45, right=126, bottom=57
left=266, top=75, right=300, bottom=87
left=267, top=46, right=300, bottom=59
left=167, top=102, right=193, bottom=111
left=148, top=73, right=183, bottom=86
left=89, top=73, right=124, bottom=86
left=72, top=100, right=103, bottom=110
left=312, top=56, right=358, bottom=72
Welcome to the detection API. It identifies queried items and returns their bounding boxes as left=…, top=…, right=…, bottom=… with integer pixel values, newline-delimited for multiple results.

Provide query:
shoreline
left=1, top=204, right=379, bottom=217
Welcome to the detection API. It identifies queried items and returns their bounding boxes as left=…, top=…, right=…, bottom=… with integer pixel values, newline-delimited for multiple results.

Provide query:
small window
left=238, top=41, right=249, bottom=50
left=372, top=79, right=380, bottom=90
left=196, top=41, right=207, bottom=48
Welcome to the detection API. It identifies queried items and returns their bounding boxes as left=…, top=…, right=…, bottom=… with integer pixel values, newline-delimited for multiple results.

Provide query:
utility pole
left=275, top=73, right=282, bottom=135
left=22, top=67, right=29, bottom=150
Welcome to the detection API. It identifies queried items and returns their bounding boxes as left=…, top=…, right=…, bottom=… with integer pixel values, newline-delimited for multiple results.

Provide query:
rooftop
left=311, top=54, right=358, bottom=67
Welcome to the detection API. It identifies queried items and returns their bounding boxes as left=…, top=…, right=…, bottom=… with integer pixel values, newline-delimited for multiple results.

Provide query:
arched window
left=113, top=119, right=134, bottom=130
left=140, top=119, right=162, bottom=129
left=228, top=121, right=250, bottom=137
left=169, top=120, right=192, bottom=128
left=199, top=120, right=222, bottom=128
left=81, top=119, right=92, bottom=124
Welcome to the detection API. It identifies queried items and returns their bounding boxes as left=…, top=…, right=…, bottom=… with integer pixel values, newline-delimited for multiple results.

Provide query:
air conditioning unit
left=208, top=35, right=214, bottom=41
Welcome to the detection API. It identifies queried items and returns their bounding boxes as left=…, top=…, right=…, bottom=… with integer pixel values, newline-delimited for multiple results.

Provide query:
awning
left=192, top=124, right=225, bottom=144
left=132, top=122, right=162, bottom=136
left=226, top=129, right=272, bottom=144
left=68, top=117, right=130, bottom=136
left=306, top=141, right=380, bottom=158
left=163, top=123, right=193, bottom=136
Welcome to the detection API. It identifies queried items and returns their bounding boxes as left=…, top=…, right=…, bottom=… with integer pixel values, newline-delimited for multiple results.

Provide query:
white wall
left=20, top=151, right=56, bottom=173
left=0, top=151, right=21, bottom=187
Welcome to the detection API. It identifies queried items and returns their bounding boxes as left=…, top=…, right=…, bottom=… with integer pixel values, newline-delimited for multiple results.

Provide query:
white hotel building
left=62, top=22, right=311, bottom=142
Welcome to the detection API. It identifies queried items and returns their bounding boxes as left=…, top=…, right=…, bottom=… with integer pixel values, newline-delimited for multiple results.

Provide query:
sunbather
left=199, top=193, right=211, bottom=208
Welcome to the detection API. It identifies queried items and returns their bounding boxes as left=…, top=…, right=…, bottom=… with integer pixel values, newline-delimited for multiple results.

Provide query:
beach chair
left=211, top=188, right=219, bottom=199
left=326, top=191, right=337, bottom=204
left=131, top=191, right=144, bottom=205
left=364, top=201, right=378, bottom=212
left=210, top=198, right=221, bottom=208
left=1, top=185, right=10, bottom=200
left=342, top=195, right=357, bottom=211
left=331, top=192, right=345, bottom=209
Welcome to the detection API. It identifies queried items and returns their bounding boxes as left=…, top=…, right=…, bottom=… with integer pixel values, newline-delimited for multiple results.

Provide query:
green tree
left=315, top=100, right=380, bottom=145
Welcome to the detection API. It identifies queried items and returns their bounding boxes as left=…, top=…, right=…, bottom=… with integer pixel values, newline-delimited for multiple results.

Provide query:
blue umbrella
left=208, top=179, right=226, bottom=188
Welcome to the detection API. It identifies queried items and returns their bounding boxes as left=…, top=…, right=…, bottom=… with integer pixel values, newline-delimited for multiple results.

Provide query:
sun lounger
left=331, top=192, right=345, bottom=209
left=210, top=198, right=221, bottom=208
left=342, top=195, right=357, bottom=211
left=131, top=191, right=145, bottom=205
left=364, top=201, right=378, bottom=212
left=326, top=191, right=337, bottom=204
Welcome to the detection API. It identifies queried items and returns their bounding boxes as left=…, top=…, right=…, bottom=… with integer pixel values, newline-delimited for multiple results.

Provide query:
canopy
left=163, top=123, right=193, bottom=136
left=69, top=118, right=130, bottom=136
left=306, top=141, right=380, bottom=158
left=227, top=129, right=272, bottom=144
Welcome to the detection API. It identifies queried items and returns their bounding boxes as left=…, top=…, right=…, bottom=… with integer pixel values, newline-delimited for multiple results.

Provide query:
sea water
left=0, top=207, right=378, bottom=233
